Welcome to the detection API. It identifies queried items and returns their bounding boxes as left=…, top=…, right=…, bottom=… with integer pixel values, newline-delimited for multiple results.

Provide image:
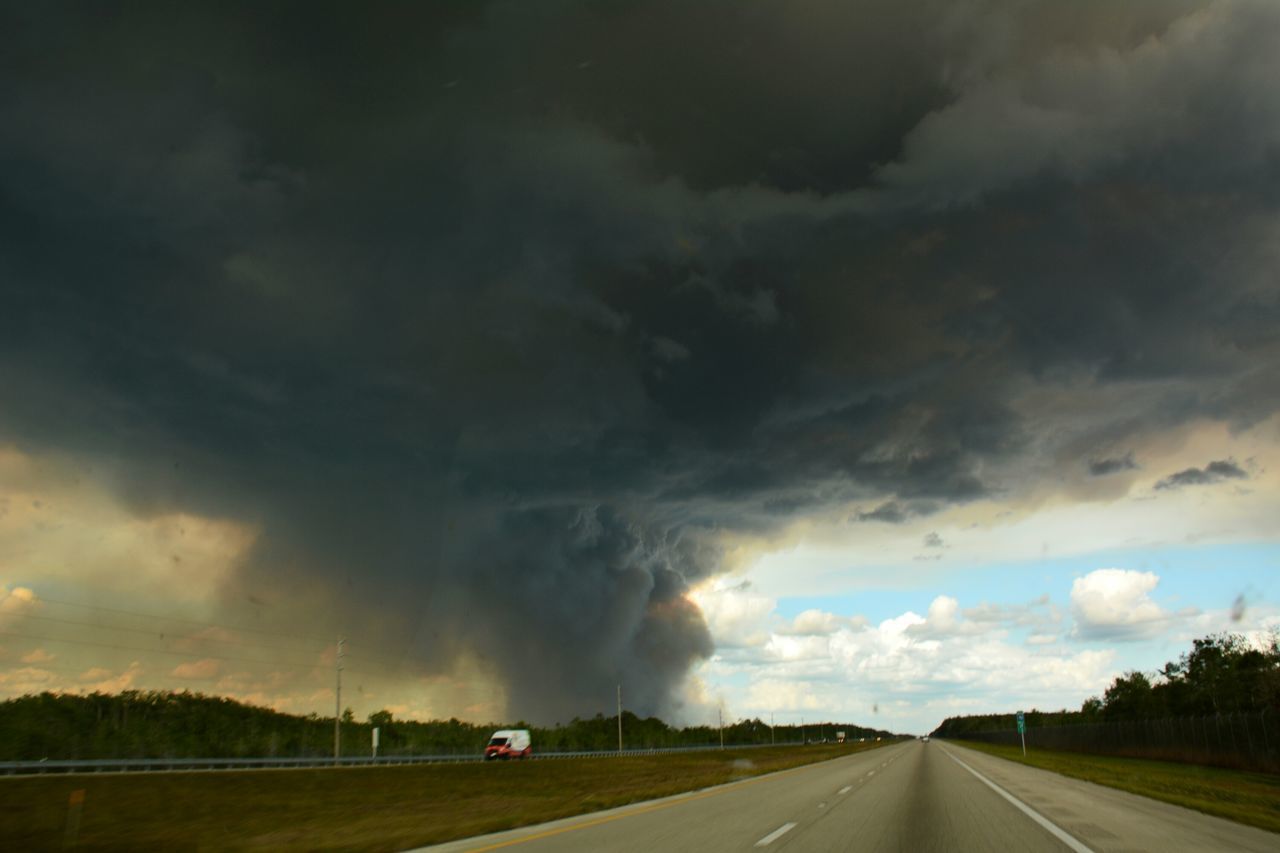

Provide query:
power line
left=15, top=613, right=330, bottom=657
left=22, top=597, right=458, bottom=678
left=28, top=597, right=445, bottom=673
left=0, top=629, right=417, bottom=681
left=33, top=596, right=336, bottom=645
left=0, top=629, right=334, bottom=672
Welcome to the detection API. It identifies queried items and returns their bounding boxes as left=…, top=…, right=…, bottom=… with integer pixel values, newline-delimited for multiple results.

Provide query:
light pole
left=333, top=637, right=344, bottom=761
left=617, top=684, right=623, bottom=753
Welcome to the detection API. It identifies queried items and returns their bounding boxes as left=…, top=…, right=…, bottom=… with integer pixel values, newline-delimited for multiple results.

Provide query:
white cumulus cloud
left=0, top=584, right=39, bottom=625
left=694, top=583, right=1122, bottom=733
left=780, top=609, right=867, bottom=636
left=1070, top=568, right=1177, bottom=639
left=690, top=579, right=776, bottom=649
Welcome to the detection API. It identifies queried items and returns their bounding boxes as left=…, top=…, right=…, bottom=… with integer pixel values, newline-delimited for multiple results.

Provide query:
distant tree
left=1103, top=671, right=1160, bottom=719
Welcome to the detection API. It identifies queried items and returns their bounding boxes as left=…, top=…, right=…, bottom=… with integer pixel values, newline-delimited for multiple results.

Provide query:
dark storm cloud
left=857, top=503, right=910, bottom=525
left=854, top=501, right=940, bottom=525
left=2, top=0, right=1279, bottom=719
left=1089, top=453, right=1138, bottom=477
left=1155, top=459, right=1249, bottom=490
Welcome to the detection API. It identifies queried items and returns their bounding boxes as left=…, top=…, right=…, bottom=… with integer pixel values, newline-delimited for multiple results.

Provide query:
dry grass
left=956, top=740, right=1280, bottom=834
left=0, top=742, right=888, bottom=851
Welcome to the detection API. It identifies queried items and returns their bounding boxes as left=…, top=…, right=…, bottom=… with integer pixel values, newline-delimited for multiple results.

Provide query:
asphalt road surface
left=417, top=740, right=1279, bottom=852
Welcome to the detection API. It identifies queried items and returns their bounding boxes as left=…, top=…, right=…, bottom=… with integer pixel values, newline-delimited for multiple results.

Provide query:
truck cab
left=484, top=729, right=532, bottom=760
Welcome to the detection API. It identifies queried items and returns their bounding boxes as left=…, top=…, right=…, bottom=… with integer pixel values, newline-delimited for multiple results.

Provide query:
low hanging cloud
left=1155, top=459, right=1248, bottom=490
left=19, top=648, right=55, bottom=665
left=171, top=658, right=222, bottom=680
left=0, top=585, right=39, bottom=627
left=1088, top=453, right=1138, bottom=477
left=855, top=501, right=939, bottom=525
left=0, top=666, right=57, bottom=690
left=78, top=662, right=145, bottom=694
left=701, top=585, right=1117, bottom=731
left=781, top=609, right=868, bottom=637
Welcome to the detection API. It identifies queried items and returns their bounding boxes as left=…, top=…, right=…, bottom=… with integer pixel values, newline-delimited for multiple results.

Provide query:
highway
left=417, top=740, right=1279, bottom=852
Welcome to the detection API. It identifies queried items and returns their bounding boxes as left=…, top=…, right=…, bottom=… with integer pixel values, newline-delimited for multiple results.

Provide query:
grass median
left=954, top=740, right=1280, bottom=834
left=0, top=741, right=892, bottom=851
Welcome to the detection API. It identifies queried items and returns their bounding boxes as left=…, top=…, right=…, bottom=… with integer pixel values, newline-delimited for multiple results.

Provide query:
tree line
left=0, top=690, right=888, bottom=760
left=932, top=632, right=1280, bottom=738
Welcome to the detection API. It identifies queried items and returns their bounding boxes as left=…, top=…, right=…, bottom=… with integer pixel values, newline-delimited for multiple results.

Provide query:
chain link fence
left=959, top=710, right=1279, bottom=773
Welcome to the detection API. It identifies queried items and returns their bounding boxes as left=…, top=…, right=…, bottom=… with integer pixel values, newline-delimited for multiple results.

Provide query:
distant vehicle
left=484, top=729, right=532, bottom=760
left=836, top=731, right=846, bottom=743
left=922, top=736, right=930, bottom=743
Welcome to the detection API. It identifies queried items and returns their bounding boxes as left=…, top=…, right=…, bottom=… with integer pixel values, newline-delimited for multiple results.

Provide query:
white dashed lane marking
left=755, top=823, right=797, bottom=847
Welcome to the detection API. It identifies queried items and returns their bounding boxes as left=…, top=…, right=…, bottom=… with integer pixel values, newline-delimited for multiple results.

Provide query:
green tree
left=1103, top=671, right=1160, bottom=719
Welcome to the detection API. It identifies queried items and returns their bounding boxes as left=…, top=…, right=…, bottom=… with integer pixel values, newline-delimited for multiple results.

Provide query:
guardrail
left=0, top=740, right=813, bottom=776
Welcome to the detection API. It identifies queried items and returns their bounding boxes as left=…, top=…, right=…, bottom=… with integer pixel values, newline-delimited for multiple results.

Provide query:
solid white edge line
left=939, top=746, right=1095, bottom=853
left=754, top=822, right=797, bottom=847
left=838, top=785, right=852, bottom=794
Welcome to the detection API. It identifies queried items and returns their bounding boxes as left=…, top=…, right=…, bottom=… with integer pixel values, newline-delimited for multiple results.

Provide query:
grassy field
left=0, top=742, right=888, bottom=851
left=955, top=740, right=1280, bottom=834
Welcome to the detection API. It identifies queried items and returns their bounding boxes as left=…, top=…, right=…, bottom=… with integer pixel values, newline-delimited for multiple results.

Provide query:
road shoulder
left=940, top=741, right=1280, bottom=852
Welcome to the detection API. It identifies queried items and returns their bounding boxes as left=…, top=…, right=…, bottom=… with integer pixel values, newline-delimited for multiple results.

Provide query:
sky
left=1, top=0, right=1278, bottom=736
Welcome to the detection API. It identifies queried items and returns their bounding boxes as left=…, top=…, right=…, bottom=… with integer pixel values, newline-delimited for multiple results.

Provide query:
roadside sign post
left=372, top=727, right=379, bottom=759
left=1016, top=711, right=1026, bottom=756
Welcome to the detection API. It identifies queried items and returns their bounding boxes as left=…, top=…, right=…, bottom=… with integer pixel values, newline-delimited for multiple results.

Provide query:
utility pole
left=334, top=636, right=344, bottom=761
left=802, top=716, right=806, bottom=744
left=718, top=705, right=724, bottom=750
left=617, top=684, right=623, bottom=753
left=771, top=713, right=775, bottom=745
